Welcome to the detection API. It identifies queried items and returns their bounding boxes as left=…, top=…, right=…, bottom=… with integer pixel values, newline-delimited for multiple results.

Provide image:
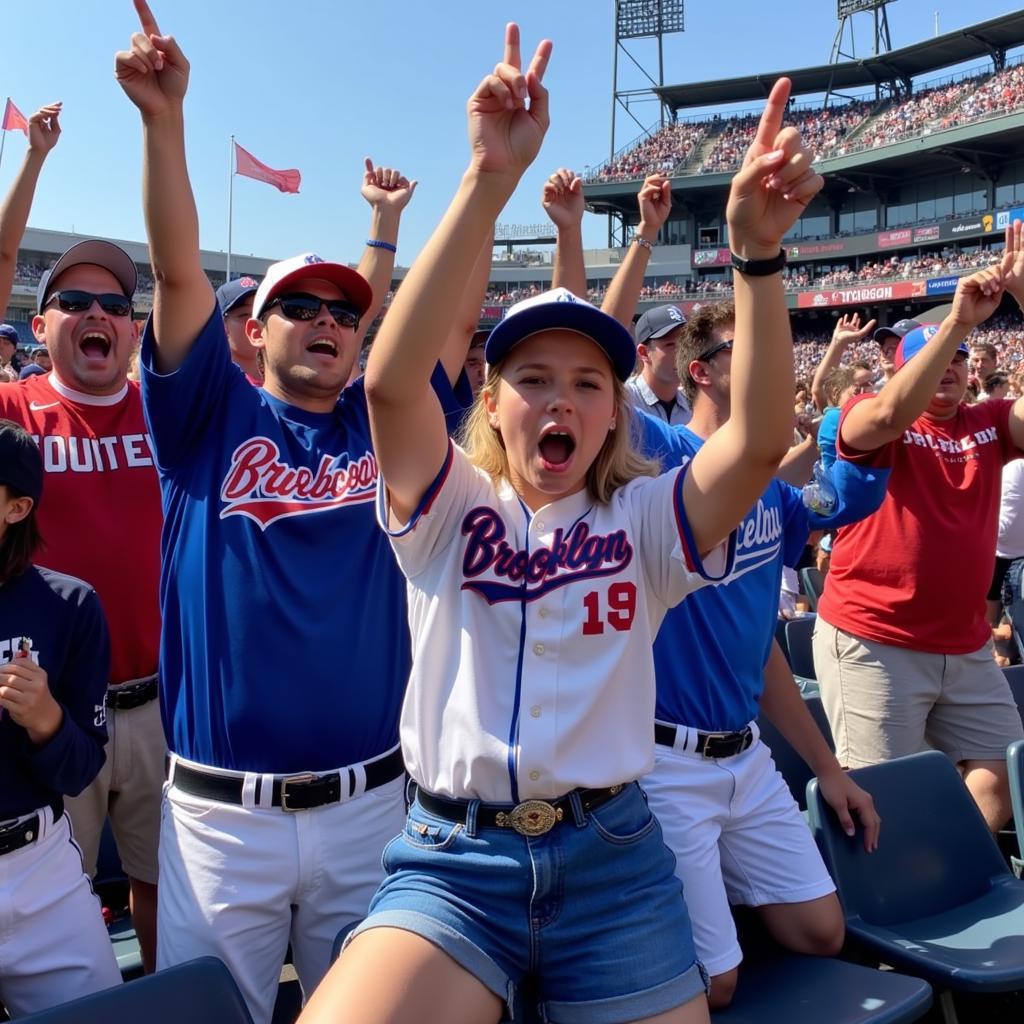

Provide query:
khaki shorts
left=813, top=619, right=1024, bottom=768
left=65, top=693, right=166, bottom=884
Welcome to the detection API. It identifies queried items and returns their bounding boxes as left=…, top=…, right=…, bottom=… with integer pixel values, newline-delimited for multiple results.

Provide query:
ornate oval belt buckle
left=509, top=799, right=561, bottom=836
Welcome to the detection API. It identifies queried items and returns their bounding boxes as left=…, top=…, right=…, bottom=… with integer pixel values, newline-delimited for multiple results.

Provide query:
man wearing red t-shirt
left=814, top=250, right=1024, bottom=831
left=0, top=240, right=163, bottom=970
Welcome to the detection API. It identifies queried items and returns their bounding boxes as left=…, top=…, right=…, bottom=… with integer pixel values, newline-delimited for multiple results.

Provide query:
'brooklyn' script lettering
left=460, top=507, right=633, bottom=604
left=219, top=437, right=377, bottom=529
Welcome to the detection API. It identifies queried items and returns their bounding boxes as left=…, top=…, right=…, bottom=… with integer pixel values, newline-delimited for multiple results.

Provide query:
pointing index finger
left=754, top=77, right=791, bottom=151
left=134, top=0, right=161, bottom=37
left=504, top=23, right=522, bottom=71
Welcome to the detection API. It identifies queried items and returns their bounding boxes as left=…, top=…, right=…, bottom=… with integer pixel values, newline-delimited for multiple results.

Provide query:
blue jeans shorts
left=350, top=782, right=708, bottom=1024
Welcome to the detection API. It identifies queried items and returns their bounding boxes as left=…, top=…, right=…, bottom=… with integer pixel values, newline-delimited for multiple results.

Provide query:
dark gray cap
left=635, top=304, right=686, bottom=344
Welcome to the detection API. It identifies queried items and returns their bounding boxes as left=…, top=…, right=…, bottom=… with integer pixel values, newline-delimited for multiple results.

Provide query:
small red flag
left=2, top=99, right=28, bottom=137
left=234, top=141, right=301, bottom=194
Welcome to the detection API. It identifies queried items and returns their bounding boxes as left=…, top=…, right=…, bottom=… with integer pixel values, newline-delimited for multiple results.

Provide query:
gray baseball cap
left=635, top=304, right=686, bottom=344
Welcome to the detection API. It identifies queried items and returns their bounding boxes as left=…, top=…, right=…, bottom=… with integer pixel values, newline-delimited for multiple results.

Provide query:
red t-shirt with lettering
left=819, top=395, right=1021, bottom=654
left=0, top=373, right=162, bottom=683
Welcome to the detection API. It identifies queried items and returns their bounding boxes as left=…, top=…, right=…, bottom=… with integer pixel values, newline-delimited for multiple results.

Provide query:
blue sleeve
left=806, top=458, right=891, bottom=531
left=432, top=365, right=474, bottom=437
left=140, top=303, right=247, bottom=471
left=778, top=482, right=812, bottom=567
left=629, top=407, right=693, bottom=471
left=817, top=408, right=840, bottom=471
left=26, top=587, right=110, bottom=798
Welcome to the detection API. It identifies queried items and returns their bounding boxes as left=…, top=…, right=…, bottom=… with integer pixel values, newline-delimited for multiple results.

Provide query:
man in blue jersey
left=115, top=6, right=470, bottom=1022
left=633, top=300, right=880, bottom=1009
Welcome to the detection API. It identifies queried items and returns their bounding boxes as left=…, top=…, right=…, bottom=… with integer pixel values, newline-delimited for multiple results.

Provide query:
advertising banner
left=796, top=280, right=926, bottom=309
left=877, top=229, right=912, bottom=249
left=926, top=276, right=959, bottom=296
left=940, top=213, right=996, bottom=241
left=913, top=225, right=940, bottom=243
left=692, top=248, right=732, bottom=268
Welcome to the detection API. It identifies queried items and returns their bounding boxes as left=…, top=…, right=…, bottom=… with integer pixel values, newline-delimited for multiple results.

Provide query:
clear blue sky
left=0, top=1, right=1018, bottom=265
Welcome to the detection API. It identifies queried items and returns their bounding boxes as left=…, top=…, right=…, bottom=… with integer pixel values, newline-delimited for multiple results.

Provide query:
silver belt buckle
left=497, top=799, right=564, bottom=836
left=280, top=772, right=316, bottom=812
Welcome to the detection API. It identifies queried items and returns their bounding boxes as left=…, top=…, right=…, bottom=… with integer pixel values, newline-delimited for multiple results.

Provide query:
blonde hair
left=458, top=360, right=659, bottom=504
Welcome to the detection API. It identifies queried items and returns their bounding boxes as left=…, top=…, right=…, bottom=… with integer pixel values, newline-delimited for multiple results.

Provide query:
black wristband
left=731, top=248, right=787, bottom=276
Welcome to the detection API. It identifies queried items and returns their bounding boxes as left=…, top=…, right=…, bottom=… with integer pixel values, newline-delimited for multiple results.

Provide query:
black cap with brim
left=485, top=288, right=637, bottom=382
left=0, top=420, right=43, bottom=503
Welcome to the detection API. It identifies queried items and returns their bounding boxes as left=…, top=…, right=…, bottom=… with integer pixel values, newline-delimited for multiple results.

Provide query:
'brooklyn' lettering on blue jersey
left=141, top=308, right=469, bottom=773
left=633, top=413, right=810, bottom=731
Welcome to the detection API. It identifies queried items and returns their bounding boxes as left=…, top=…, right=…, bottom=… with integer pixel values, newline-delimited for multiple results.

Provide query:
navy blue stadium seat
left=799, top=566, right=824, bottom=612
left=1008, top=739, right=1024, bottom=878
left=784, top=614, right=817, bottom=680
left=757, top=693, right=833, bottom=811
left=808, top=751, right=1024, bottom=999
left=711, top=952, right=932, bottom=1023
left=775, top=617, right=790, bottom=666
left=1002, top=665, right=1024, bottom=725
left=17, top=956, right=252, bottom=1024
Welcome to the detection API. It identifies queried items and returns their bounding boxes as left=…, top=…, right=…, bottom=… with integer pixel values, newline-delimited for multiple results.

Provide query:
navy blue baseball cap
left=635, top=304, right=686, bottom=345
left=485, top=288, right=636, bottom=382
left=0, top=419, right=43, bottom=503
left=0, top=324, right=18, bottom=345
left=874, top=318, right=920, bottom=344
left=216, top=276, right=260, bottom=315
left=37, top=240, right=138, bottom=313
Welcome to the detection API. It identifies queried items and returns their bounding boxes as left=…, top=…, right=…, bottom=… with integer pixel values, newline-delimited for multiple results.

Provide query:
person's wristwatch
left=731, top=248, right=787, bottom=276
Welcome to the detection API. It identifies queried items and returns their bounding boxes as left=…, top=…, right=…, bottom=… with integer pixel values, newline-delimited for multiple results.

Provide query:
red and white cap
left=251, top=253, right=373, bottom=321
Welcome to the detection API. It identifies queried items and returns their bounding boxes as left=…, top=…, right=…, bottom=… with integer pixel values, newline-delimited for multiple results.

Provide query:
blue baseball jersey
left=141, top=307, right=469, bottom=773
left=0, top=566, right=110, bottom=818
left=633, top=413, right=810, bottom=731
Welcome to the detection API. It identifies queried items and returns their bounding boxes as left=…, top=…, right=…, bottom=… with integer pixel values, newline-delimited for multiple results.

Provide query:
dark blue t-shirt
left=141, top=306, right=469, bottom=773
left=0, top=566, right=110, bottom=817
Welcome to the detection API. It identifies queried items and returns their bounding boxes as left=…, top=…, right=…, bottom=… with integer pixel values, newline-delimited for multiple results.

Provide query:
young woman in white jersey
left=300, top=26, right=822, bottom=1024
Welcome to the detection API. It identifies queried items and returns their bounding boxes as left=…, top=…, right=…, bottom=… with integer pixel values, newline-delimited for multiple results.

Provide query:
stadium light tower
left=828, top=0, right=897, bottom=105
left=610, top=1, right=686, bottom=161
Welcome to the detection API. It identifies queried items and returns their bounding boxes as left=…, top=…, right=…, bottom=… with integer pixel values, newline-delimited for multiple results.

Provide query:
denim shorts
left=350, top=782, right=708, bottom=1024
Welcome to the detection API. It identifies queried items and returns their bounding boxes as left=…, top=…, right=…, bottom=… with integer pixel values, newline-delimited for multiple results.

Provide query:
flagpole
left=227, top=134, right=235, bottom=280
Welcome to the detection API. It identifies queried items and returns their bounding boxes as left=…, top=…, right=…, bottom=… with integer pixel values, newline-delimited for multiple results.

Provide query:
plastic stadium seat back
left=808, top=751, right=1010, bottom=927
left=799, top=566, right=824, bottom=612
left=784, top=614, right=817, bottom=680
left=757, top=694, right=833, bottom=810
left=1009, top=739, right=1024, bottom=868
left=1002, top=665, right=1024, bottom=725
left=711, top=954, right=932, bottom=1024
left=17, top=957, right=252, bottom=1024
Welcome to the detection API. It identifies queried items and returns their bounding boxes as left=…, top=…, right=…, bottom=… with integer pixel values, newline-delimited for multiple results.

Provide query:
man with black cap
left=626, top=303, right=692, bottom=425
left=873, top=317, right=920, bottom=385
left=216, top=275, right=261, bottom=383
left=0, top=418, right=122, bottom=1015
left=0, top=238, right=164, bottom=973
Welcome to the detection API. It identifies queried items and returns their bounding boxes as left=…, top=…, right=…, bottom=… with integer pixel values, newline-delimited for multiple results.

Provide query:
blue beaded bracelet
left=366, top=239, right=397, bottom=253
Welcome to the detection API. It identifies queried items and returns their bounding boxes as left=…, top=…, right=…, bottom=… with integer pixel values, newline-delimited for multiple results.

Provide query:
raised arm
left=365, top=25, right=551, bottom=524
left=601, top=174, right=672, bottom=329
left=115, top=0, right=212, bottom=373
left=683, top=78, right=824, bottom=556
left=810, top=313, right=876, bottom=412
left=544, top=167, right=586, bottom=298
left=841, top=266, right=1004, bottom=453
left=438, top=231, right=495, bottom=386
left=0, top=104, right=62, bottom=313
left=352, top=157, right=417, bottom=350
left=995, top=221, right=1024, bottom=452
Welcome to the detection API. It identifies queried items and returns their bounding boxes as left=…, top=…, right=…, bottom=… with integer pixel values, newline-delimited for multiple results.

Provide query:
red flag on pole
left=233, top=141, right=301, bottom=194
left=2, top=99, right=28, bottom=136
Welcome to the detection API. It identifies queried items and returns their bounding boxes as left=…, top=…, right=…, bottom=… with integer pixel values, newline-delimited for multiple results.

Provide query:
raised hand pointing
left=114, top=0, right=190, bottom=118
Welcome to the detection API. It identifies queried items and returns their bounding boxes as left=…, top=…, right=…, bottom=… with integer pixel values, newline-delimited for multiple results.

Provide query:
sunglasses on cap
left=45, top=290, right=133, bottom=318
left=697, top=339, right=733, bottom=362
left=263, top=293, right=361, bottom=328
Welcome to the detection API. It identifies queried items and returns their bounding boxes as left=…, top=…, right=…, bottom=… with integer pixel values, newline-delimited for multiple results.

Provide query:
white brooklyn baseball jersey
left=378, top=441, right=735, bottom=803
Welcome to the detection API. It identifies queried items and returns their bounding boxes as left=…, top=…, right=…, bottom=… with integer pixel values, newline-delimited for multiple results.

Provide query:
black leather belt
left=414, top=783, right=629, bottom=837
left=655, top=722, right=754, bottom=759
left=170, top=747, right=405, bottom=812
left=106, top=676, right=158, bottom=711
left=0, top=799, right=63, bottom=857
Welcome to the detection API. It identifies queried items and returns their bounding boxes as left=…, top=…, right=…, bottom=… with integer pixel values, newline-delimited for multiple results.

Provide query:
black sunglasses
left=45, top=290, right=133, bottom=318
left=697, top=339, right=733, bottom=362
left=263, top=293, right=361, bottom=328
